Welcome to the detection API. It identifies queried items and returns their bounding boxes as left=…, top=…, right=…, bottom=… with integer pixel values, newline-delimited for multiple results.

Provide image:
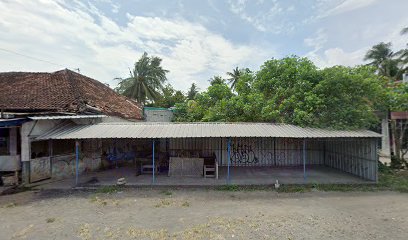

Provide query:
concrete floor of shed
left=31, top=165, right=372, bottom=190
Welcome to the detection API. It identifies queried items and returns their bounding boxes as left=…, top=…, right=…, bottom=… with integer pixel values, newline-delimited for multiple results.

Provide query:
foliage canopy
left=174, top=56, right=385, bottom=130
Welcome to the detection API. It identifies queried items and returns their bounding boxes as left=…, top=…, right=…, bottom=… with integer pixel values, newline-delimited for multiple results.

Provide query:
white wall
left=145, top=110, right=174, bottom=122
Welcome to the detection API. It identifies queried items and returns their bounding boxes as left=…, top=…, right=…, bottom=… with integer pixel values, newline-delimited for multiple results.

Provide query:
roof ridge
left=63, top=69, right=84, bottom=112
left=67, top=70, right=143, bottom=112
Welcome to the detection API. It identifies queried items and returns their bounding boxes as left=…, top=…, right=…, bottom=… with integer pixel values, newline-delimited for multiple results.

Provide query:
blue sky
left=0, top=0, right=407, bottom=91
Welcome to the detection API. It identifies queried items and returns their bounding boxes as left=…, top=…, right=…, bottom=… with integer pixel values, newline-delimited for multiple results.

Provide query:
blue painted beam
left=303, top=139, right=307, bottom=182
left=227, top=137, right=231, bottom=184
left=152, top=139, right=155, bottom=184
left=75, top=140, right=79, bottom=186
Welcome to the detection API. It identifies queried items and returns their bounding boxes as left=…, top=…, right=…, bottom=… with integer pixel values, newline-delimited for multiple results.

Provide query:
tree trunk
left=390, top=119, right=402, bottom=166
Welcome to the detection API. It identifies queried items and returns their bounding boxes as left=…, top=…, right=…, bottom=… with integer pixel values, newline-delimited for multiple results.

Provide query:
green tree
left=150, top=84, right=186, bottom=108
left=174, top=56, right=385, bottom=131
left=395, top=27, right=408, bottom=72
left=187, top=83, right=199, bottom=100
left=226, top=67, right=241, bottom=90
left=365, top=29, right=408, bottom=166
left=304, top=66, right=383, bottom=129
left=254, top=56, right=320, bottom=124
left=115, top=52, right=169, bottom=104
left=386, top=82, right=408, bottom=167
left=364, top=42, right=400, bottom=79
left=209, top=76, right=226, bottom=85
left=226, top=67, right=251, bottom=90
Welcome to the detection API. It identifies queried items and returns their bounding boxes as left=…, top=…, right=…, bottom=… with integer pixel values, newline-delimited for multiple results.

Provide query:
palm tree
left=209, top=76, right=225, bottom=85
left=115, top=52, right=168, bottom=104
left=364, top=42, right=394, bottom=77
left=364, top=42, right=398, bottom=78
left=397, top=27, right=408, bottom=70
left=226, top=67, right=241, bottom=90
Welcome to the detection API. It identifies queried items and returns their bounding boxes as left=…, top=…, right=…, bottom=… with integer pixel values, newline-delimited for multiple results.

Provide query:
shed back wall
left=169, top=138, right=325, bottom=167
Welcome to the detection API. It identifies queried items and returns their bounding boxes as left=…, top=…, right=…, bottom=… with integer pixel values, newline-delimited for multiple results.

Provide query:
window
left=31, top=141, right=49, bottom=158
left=53, top=140, right=75, bottom=156
left=0, top=128, right=9, bottom=155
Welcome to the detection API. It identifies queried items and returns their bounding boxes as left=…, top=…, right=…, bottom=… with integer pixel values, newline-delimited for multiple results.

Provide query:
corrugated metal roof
left=35, top=122, right=382, bottom=140
left=29, top=115, right=107, bottom=120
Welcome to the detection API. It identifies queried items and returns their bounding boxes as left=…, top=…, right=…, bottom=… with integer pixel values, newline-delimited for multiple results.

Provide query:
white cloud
left=227, top=0, right=291, bottom=34
left=0, top=0, right=271, bottom=91
left=304, top=29, right=328, bottom=52
left=304, top=12, right=408, bottom=69
left=324, top=0, right=378, bottom=17
left=312, top=0, right=379, bottom=20
left=306, top=47, right=367, bottom=68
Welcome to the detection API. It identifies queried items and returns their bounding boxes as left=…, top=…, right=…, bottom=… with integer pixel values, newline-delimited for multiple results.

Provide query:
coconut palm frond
left=116, top=52, right=169, bottom=104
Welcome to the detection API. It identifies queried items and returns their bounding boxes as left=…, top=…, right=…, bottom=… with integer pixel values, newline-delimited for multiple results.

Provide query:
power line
left=0, top=47, right=66, bottom=68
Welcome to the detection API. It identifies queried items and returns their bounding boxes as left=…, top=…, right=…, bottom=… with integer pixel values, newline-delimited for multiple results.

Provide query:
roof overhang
left=29, top=115, right=107, bottom=120
left=0, top=118, right=29, bottom=127
left=35, top=122, right=382, bottom=140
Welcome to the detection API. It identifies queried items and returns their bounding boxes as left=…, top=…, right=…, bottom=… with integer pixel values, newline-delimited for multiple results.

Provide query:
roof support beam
left=227, top=137, right=231, bottom=184
left=303, top=139, right=307, bottom=182
left=75, top=140, right=80, bottom=186
left=152, top=139, right=155, bottom=185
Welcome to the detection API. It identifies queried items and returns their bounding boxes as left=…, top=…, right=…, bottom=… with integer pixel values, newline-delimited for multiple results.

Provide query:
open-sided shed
left=33, top=122, right=381, bottom=185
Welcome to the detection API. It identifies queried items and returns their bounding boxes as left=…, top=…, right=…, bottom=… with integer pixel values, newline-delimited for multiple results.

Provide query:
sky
left=0, top=0, right=407, bottom=91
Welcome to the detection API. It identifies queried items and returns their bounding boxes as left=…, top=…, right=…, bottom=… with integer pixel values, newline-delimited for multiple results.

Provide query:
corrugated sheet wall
left=169, top=138, right=325, bottom=167
left=324, top=138, right=378, bottom=181
left=168, top=137, right=378, bottom=181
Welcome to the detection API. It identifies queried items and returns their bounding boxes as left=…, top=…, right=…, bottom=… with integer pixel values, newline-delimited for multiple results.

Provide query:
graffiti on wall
left=231, top=143, right=259, bottom=164
left=51, top=155, right=101, bottom=179
left=52, top=155, right=76, bottom=178
left=262, top=151, right=287, bottom=166
left=228, top=139, right=303, bottom=166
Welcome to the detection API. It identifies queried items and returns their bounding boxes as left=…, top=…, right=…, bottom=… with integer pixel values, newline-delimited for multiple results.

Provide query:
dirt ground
left=0, top=188, right=407, bottom=240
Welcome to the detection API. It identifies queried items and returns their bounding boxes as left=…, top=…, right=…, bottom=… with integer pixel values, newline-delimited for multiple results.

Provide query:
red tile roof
left=0, top=69, right=143, bottom=120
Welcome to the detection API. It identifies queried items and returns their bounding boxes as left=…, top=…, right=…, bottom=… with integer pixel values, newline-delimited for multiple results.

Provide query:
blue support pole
left=303, top=139, right=307, bottom=182
left=227, top=137, right=231, bottom=184
left=152, top=139, right=155, bottom=184
left=75, top=140, right=79, bottom=186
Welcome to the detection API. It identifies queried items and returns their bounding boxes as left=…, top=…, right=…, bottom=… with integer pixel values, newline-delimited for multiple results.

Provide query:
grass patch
left=215, top=185, right=276, bottom=192
left=46, top=218, right=56, bottom=223
left=215, top=185, right=241, bottom=191
left=89, top=196, right=108, bottom=206
left=2, top=202, right=17, bottom=208
left=213, top=170, right=408, bottom=193
left=153, top=199, right=191, bottom=208
left=277, top=185, right=310, bottom=193
left=154, top=199, right=172, bottom=208
left=377, top=170, right=408, bottom=193
left=96, top=185, right=121, bottom=194
left=160, top=190, right=172, bottom=196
